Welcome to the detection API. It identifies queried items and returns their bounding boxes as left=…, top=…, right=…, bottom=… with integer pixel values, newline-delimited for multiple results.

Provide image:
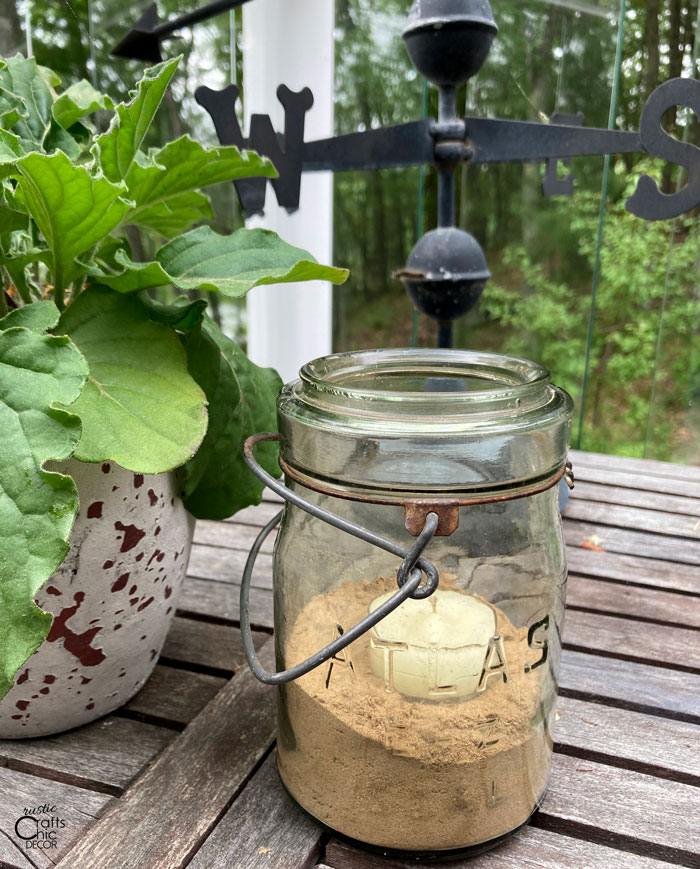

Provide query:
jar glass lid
left=278, top=349, right=573, bottom=494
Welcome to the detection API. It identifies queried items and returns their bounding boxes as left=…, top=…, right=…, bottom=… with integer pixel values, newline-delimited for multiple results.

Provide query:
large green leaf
left=57, top=286, right=208, bottom=473
left=93, top=57, right=179, bottom=184
left=0, top=55, right=52, bottom=151
left=140, top=293, right=208, bottom=333
left=52, top=80, right=114, bottom=130
left=0, top=321, right=88, bottom=700
left=121, top=137, right=276, bottom=237
left=0, top=206, right=25, bottom=234
left=13, top=150, right=131, bottom=290
left=0, top=129, right=24, bottom=177
left=0, top=86, right=25, bottom=130
left=0, top=300, right=59, bottom=333
left=88, top=225, right=349, bottom=296
left=177, top=316, right=282, bottom=519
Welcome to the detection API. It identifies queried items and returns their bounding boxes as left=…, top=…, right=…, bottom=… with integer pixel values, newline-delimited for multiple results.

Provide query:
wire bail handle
left=239, top=432, right=441, bottom=685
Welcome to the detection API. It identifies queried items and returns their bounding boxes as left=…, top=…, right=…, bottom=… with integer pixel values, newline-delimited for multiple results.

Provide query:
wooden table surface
left=0, top=450, right=698, bottom=869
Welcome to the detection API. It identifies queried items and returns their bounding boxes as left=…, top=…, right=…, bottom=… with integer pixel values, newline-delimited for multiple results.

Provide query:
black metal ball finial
left=402, top=0, right=498, bottom=87
left=397, top=228, right=491, bottom=321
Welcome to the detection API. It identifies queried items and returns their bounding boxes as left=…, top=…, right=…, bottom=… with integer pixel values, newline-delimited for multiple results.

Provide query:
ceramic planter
left=0, top=459, right=194, bottom=738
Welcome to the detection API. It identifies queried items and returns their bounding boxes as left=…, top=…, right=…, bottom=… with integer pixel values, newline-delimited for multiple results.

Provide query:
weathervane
left=115, top=0, right=700, bottom=348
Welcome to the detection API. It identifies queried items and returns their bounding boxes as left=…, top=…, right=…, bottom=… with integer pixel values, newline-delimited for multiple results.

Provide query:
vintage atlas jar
left=241, top=348, right=574, bottom=859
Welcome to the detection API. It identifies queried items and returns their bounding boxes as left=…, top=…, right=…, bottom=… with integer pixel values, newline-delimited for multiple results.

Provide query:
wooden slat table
left=0, top=450, right=698, bottom=869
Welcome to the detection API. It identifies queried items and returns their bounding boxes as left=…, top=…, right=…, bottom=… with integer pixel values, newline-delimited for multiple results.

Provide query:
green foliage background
left=4, top=0, right=699, bottom=463
left=333, top=0, right=699, bottom=464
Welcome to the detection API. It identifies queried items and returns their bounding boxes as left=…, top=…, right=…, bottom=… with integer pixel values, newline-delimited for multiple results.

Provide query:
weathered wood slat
left=324, top=827, right=681, bottom=869
left=0, top=716, right=173, bottom=797
left=570, top=463, right=700, bottom=499
left=542, top=752, right=700, bottom=857
left=563, top=521, right=700, bottom=565
left=0, top=828, right=35, bottom=869
left=560, top=650, right=700, bottom=720
left=0, top=767, right=111, bottom=869
left=123, top=664, right=226, bottom=727
left=571, top=481, right=700, bottom=517
left=188, top=543, right=273, bottom=588
left=178, top=577, right=274, bottom=629
left=262, top=490, right=284, bottom=503
left=563, top=500, right=699, bottom=539
left=563, top=609, right=700, bottom=670
left=224, top=502, right=284, bottom=527
left=55, top=640, right=277, bottom=869
left=555, top=696, right=699, bottom=780
left=194, top=520, right=277, bottom=555
left=565, top=547, right=699, bottom=594
left=161, top=616, right=267, bottom=675
left=567, top=575, right=700, bottom=626
left=569, top=450, right=700, bottom=483
left=188, top=753, right=321, bottom=869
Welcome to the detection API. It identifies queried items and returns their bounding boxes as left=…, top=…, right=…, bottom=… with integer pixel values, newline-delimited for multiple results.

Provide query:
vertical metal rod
left=436, top=85, right=457, bottom=348
left=230, top=8, right=236, bottom=85
left=87, top=0, right=98, bottom=89
left=24, top=4, right=33, bottom=56
left=436, top=85, right=457, bottom=229
left=437, top=320, right=453, bottom=348
left=412, top=79, right=430, bottom=348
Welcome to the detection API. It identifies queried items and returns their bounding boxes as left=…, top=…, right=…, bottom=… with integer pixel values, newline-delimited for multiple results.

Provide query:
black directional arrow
left=112, top=0, right=253, bottom=63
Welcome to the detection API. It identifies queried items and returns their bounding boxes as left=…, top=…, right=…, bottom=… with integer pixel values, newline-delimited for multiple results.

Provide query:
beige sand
left=278, top=575, right=551, bottom=852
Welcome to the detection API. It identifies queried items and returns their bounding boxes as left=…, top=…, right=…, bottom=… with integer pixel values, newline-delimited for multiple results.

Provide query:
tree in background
left=333, top=0, right=699, bottom=463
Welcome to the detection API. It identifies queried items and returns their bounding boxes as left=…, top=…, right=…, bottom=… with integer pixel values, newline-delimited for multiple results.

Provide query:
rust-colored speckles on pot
left=111, top=573, right=130, bottom=592
left=47, top=593, right=106, bottom=667
left=114, top=521, right=146, bottom=552
left=87, top=501, right=103, bottom=519
left=0, top=458, right=193, bottom=738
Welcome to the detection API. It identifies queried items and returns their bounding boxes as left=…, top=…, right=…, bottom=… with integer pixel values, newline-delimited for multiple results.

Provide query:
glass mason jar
left=243, top=348, right=573, bottom=859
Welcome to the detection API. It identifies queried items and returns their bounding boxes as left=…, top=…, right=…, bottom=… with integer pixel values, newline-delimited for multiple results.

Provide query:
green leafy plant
left=0, top=54, right=348, bottom=700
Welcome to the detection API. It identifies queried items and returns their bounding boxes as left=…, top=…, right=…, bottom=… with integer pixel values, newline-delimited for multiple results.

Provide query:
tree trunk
left=0, top=2, right=24, bottom=56
left=644, top=0, right=660, bottom=101
left=663, top=0, right=685, bottom=191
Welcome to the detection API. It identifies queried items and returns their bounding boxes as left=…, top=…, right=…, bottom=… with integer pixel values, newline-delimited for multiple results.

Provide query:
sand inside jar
left=278, top=574, right=552, bottom=853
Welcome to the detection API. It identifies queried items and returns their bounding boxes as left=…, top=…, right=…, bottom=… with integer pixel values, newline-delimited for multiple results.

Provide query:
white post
left=242, top=0, right=335, bottom=385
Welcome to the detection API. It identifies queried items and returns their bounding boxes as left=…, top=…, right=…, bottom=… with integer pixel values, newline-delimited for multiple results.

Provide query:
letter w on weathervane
left=196, top=83, right=313, bottom=217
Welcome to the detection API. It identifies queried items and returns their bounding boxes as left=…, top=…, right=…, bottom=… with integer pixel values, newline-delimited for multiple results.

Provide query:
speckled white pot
left=0, top=459, right=194, bottom=738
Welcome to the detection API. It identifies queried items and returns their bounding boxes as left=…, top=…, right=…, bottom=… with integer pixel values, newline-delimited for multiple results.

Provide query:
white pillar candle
left=368, top=590, right=497, bottom=699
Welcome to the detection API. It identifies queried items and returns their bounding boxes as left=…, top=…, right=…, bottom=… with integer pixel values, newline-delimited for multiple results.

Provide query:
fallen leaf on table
left=581, top=532, right=605, bottom=552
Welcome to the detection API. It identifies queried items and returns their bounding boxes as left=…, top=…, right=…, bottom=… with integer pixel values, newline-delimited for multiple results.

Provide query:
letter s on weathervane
left=626, top=77, right=700, bottom=221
